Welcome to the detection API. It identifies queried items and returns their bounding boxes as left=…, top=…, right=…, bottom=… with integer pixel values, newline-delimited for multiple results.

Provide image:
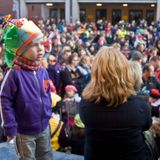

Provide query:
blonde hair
left=129, top=61, right=142, bottom=90
left=80, top=55, right=90, bottom=64
left=82, top=46, right=135, bottom=107
left=112, top=43, right=121, bottom=50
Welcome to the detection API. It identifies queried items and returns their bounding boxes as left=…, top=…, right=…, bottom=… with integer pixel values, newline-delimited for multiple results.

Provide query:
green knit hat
left=0, top=15, right=43, bottom=67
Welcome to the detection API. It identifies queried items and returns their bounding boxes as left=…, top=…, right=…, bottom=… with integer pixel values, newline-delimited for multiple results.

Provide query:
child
left=0, top=15, right=52, bottom=159
left=69, top=114, right=85, bottom=155
left=149, top=89, right=160, bottom=117
left=62, top=85, right=81, bottom=127
left=58, top=114, right=85, bottom=155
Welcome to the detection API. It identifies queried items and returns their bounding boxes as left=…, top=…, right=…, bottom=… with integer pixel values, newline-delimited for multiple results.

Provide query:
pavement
left=0, top=142, right=84, bottom=160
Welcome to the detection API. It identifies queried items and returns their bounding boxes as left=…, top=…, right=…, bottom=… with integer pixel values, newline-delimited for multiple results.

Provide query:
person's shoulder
left=61, top=67, right=71, bottom=75
left=5, top=66, right=20, bottom=75
left=79, top=98, right=94, bottom=108
left=39, top=67, right=48, bottom=74
left=12, top=65, right=21, bottom=71
left=128, top=94, right=146, bottom=102
left=127, top=95, right=148, bottom=108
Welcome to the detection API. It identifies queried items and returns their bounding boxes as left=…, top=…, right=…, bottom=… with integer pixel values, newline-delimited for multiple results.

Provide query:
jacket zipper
left=33, top=71, right=43, bottom=132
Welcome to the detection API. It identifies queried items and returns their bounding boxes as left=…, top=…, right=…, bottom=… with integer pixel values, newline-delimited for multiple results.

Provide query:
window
left=129, top=10, right=143, bottom=23
left=146, top=10, right=154, bottom=25
left=96, top=9, right=107, bottom=21
left=50, top=9, right=58, bottom=19
left=80, top=9, right=86, bottom=22
left=112, top=9, right=121, bottom=25
left=60, top=8, right=65, bottom=20
left=31, top=5, right=34, bottom=11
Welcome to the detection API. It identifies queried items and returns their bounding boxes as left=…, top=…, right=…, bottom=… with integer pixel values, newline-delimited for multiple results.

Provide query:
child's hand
left=7, top=136, right=16, bottom=142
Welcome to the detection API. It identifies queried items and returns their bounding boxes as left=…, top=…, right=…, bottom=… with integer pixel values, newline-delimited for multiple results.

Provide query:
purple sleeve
left=0, top=69, right=18, bottom=136
left=44, top=68, right=52, bottom=105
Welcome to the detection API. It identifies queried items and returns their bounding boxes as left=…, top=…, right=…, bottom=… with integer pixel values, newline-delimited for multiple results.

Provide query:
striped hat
left=0, top=15, right=43, bottom=67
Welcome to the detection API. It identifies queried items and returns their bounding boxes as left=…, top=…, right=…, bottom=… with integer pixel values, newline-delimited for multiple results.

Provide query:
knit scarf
left=13, top=56, right=41, bottom=71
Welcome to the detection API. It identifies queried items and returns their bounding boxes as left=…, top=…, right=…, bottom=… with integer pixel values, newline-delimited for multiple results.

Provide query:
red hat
left=150, top=89, right=160, bottom=99
left=65, top=85, right=77, bottom=92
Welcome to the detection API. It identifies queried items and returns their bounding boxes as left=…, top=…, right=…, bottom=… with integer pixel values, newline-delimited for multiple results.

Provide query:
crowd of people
left=0, top=15, right=160, bottom=160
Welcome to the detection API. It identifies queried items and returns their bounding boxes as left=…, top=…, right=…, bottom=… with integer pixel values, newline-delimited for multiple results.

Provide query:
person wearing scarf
left=0, top=15, right=52, bottom=160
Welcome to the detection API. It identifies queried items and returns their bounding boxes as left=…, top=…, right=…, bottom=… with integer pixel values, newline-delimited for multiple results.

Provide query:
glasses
left=49, top=60, right=56, bottom=62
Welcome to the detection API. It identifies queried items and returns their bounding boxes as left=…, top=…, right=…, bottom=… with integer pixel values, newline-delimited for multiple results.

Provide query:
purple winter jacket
left=0, top=67, right=52, bottom=136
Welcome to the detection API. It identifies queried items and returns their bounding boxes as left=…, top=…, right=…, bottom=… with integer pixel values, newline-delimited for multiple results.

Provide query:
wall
left=79, top=3, right=156, bottom=22
left=0, top=0, right=15, bottom=17
left=27, top=3, right=65, bottom=21
left=27, top=3, right=41, bottom=21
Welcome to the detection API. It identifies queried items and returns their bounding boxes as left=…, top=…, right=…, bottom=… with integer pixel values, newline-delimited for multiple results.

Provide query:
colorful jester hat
left=0, top=15, right=43, bottom=67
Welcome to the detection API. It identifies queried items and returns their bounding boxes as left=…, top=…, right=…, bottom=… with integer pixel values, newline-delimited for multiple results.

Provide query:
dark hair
left=155, top=38, right=160, bottom=48
left=68, top=54, right=78, bottom=64
left=136, top=43, right=144, bottom=50
left=150, top=56, right=160, bottom=62
left=143, top=63, right=153, bottom=72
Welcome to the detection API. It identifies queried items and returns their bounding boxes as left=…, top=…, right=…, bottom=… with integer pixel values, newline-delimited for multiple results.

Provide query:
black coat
left=60, top=67, right=82, bottom=96
left=79, top=96, right=152, bottom=160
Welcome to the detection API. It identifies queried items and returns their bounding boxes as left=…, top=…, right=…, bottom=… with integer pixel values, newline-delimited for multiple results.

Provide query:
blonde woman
left=79, top=46, right=152, bottom=160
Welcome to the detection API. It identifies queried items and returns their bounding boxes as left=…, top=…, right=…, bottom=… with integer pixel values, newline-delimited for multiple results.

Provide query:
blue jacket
left=0, top=67, right=52, bottom=136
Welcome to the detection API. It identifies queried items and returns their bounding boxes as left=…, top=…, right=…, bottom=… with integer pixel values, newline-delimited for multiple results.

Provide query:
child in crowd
left=69, top=114, right=85, bottom=155
left=58, top=114, right=85, bottom=155
left=62, top=85, right=81, bottom=128
left=58, top=84, right=81, bottom=146
left=149, top=89, right=160, bottom=117
left=0, top=15, right=52, bottom=159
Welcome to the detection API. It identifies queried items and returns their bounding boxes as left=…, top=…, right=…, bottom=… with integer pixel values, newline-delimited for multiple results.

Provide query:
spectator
left=60, top=54, right=82, bottom=96
left=121, top=42, right=131, bottom=59
left=149, top=89, right=160, bottom=117
left=62, top=85, right=81, bottom=128
left=155, top=38, right=160, bottom=56
left=77, top=55, right=91, bottom=93
left=131, top=50, right=143, bottom=63
left=79, top=46, right=152, bottom=160
left=47, top=55, right=62, bottom=91
left=142, top=63, right=160, bottom=91
left=150, top=56, right=160, bottom=80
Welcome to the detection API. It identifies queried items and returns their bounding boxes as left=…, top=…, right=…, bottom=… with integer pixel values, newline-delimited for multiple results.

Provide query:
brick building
left=0, top=0, right=15, bottom=17
left=0, top=0, right=160, bottom=24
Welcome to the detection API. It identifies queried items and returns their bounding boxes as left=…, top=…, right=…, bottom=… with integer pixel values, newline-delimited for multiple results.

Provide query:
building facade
left=0, top=0, right=160, bottom=24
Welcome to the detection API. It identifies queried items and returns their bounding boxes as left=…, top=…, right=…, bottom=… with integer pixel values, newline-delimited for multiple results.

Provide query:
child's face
left=22, top=38, right=45, bottom=61
left=66, top=90, right=75, bottom=98
left=149, top=97, right=157, bottom=103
